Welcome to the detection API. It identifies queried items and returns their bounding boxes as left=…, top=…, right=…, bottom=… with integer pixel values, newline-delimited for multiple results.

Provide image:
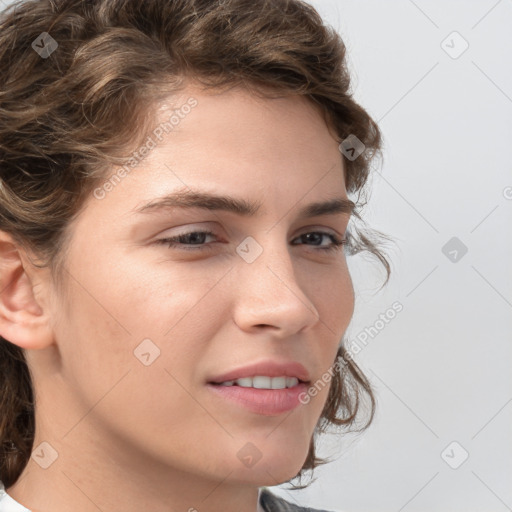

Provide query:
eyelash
left=155, top=229, right=347, bottom=253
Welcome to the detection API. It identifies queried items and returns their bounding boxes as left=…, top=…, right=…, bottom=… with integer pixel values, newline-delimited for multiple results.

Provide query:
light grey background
left=2, top=0, right=510, bottom=511
left=269, top=1, right=512, bottom=511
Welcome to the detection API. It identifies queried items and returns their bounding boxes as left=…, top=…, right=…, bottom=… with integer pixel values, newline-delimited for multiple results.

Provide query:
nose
left=231, top=234, right=321, bottom=338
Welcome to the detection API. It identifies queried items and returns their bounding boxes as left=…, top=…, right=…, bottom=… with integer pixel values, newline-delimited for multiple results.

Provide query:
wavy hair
left=0, top=0, right=392, bottom=490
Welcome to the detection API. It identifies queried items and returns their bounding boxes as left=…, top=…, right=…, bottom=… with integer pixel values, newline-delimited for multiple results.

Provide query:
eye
left=155, top=229, right=217, bottom=252
left=154, top=229, right=347, bottom=253
left=291, top=231, right=347, bottom=252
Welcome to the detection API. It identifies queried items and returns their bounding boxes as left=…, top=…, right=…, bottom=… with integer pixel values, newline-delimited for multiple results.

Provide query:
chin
left=258, top=459, right=307, bottom=487
left=237, top=451, right=309, bottom=486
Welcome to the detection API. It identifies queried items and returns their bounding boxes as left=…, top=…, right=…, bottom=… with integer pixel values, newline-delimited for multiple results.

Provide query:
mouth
left=207, top=359, right=311, bottom=387
left=205, top=359, right=312, bottom=415
left=208, top=376, right=310, bottom=389
left=206, top=377, right=311, bottom=416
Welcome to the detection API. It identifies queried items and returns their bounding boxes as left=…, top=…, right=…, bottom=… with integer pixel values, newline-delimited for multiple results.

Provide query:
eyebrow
left=133, top=188, right=355, bottom=219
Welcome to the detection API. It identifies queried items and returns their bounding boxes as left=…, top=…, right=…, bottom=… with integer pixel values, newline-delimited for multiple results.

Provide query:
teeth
left=286, top=377, right=299, bottom=388
left=237, top=377, right=254, bottom=388
left=218, top=376, right=300, bottom=389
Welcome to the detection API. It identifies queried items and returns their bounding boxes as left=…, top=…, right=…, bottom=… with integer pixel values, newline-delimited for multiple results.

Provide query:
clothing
left=0, top=480, right=334, bottom=512
left=259, top=487, right=334, bottom=512
left=0, top=481, right=30, bottom=512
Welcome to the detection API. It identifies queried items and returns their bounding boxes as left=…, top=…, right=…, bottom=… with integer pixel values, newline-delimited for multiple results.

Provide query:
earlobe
left=0, top=231, right=54, bottom=350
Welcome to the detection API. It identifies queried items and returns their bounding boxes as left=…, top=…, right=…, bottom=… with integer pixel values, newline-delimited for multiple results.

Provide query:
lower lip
left=206, top=382, right=310, bottom=416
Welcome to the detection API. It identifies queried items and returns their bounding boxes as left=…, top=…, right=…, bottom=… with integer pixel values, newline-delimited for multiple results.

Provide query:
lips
left=207, top=382, right=310, bottom=415
left=207, top=359, right=311, bottom=385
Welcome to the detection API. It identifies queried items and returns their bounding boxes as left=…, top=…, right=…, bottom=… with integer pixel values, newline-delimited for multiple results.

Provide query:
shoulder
left=259, top=487, right=339, bottom=512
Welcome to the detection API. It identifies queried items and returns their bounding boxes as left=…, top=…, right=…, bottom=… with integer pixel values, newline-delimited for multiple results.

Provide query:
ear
left=0, top=230, right=54, bottom=350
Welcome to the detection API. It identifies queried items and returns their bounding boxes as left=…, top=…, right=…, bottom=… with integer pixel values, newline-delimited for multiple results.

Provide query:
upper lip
left=208, top=359, right=311, bottom=384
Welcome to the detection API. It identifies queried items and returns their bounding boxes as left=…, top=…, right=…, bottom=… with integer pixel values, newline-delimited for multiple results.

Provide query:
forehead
left=155, top=84, right=337, bottom=151
left=136, top=85, right=344, bottom=186
left=83, top=85, right=348, bottom=224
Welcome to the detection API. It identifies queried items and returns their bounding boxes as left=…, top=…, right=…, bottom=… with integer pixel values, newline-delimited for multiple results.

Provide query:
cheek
left=51, top=256, right=220, bottom=450
left=296, top=261, right=354, bottom=410
left=307, top=259, right=355, bottom=330
left=85, top=255, right=229, bottom=391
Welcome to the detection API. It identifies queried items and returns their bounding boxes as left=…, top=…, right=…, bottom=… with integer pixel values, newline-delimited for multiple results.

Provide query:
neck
left=7, top=430, right=262, bottom=512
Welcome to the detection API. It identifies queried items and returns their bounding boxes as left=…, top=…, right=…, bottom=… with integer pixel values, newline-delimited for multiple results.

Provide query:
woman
left=0, top=0, right=391, bottom=510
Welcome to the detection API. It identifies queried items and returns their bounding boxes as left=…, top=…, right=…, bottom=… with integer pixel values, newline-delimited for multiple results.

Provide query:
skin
left=0, top=83, right=355, bottom=512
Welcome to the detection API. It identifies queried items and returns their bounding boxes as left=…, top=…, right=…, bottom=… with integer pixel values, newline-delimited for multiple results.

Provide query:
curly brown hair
left=0, top=0, right=392, bottom=491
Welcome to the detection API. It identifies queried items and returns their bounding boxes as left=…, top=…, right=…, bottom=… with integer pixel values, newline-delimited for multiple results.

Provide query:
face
left=25, top=84, right=355, bottom=490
